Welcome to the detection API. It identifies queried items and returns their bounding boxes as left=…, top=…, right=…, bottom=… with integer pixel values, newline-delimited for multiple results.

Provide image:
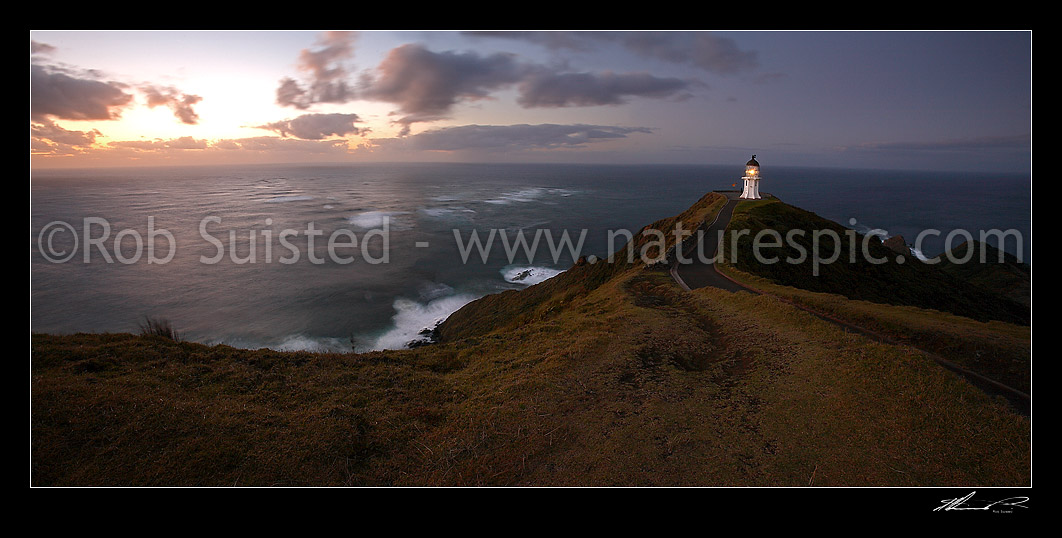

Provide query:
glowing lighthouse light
left=739, top=155, right=762, bottom=200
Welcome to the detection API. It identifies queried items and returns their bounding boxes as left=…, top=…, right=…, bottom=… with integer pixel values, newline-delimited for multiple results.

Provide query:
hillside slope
left=720, top=198, right=1029, bottom=325
left=31, top=192, right=1031, bottom=486
left=935, top=240, right=1031, bottom=308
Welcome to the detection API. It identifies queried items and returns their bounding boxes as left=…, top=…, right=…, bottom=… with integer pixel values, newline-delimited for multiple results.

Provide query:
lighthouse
left=739, top=155, right=762, bottom=200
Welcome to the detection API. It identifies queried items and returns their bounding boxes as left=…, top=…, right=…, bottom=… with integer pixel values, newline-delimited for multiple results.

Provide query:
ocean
left=30, top=162, right=1032, bottom=352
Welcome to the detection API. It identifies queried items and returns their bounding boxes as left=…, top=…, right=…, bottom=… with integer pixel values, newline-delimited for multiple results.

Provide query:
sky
left=29, top=30, right=1032, bottom=173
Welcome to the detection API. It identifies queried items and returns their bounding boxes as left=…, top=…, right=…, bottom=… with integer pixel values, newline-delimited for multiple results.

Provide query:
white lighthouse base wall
left=739, top=178, right=761, bottom=199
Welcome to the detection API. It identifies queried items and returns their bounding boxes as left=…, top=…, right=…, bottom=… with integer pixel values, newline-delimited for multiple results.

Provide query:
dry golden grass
left=716, top=265, right=1031, bottom=394
left=31, top=191, right=1030, bottom=486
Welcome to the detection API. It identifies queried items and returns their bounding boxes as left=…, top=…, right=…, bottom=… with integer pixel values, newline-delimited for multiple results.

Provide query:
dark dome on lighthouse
left=746, top=155, right=760, bottom=167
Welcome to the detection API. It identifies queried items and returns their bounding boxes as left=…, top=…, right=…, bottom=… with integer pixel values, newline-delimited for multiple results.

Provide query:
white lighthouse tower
left=739, top=155, right=762, bottom=200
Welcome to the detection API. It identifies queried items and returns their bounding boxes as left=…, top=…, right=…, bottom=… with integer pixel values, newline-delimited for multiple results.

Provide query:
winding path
left=671, top=191, right=747, bottom=293
left=668, top=191, right=1030, bottom=416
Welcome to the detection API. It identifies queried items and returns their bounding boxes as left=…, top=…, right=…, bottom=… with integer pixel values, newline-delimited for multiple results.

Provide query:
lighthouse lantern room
left=739, top=155, right=762, bottom=200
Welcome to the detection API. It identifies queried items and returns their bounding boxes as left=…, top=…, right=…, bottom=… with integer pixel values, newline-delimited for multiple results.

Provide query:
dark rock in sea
left=511, top=269, right=533, bottom=282
left=407, top=322, right=441, bottom=348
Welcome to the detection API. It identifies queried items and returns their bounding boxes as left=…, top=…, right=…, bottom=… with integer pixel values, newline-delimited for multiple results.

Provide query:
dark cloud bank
left=274, top=35, right=707, bottom=135
left=461, top=31, right=760, bottom=75
left=30, top=63, right=134, bottom=122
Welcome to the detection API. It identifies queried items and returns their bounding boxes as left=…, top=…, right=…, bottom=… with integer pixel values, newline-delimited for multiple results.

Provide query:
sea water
left=31, top=162, right=1031, bottom=352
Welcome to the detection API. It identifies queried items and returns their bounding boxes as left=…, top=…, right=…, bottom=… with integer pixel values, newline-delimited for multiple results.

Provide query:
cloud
left=30, top=119, right=102, bottom=155
left=31, top=40, right=56, bottom=55
left=31, top=134, right=356, bottom=165
left=460, top=31, right=594, bottom=51
left=272, top=36, right=716, bottom=135
left=834, top=134, right=1031, bottom=172
left=613, top=32, right=759, bottom=74
left=359, top=44, right=528, bottom=134
left=374, top=123, right=653, bottom=152
left=464, top=31, right=760, bottom=74
left=108, top=136, right=210, bottom=151
left=140, top=85, right=204, bottom=125
left=846, top=134, right=1031, bottom=153
left=100, top=136, right=352, bottom=156
left=255, top=113, right=362, bottom=140
left=31, top=119, right=100, bottom=146
left=276, top=31, right=358, bottom=109
left=355, top=42, right=714, bottom=133
left=216, top=136, right=352, bottom=154
left=298, top=31, right=357, bottom=76
left=30, top=63, right=134, bottom=122
left=517, top=71, right=694, bottom=108
left=276, top=78, right=309, bottom=109
left=212, top=139, right=242, bottom=150
left=31, top=47, right=201, bottom=126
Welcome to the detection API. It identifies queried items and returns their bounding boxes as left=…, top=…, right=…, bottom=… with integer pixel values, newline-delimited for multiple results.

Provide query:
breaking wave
left=205, top=334, right=351, bottom=353
left=265, top=194, right=314, bottom=203
left=501, top=265, right=565, bottom=286
left=848, top=218, right=930, bottom=261
left=368, top=292, right=478, bottom=351
left=419, top=206, right=476, bottom=220
left=483, top=187, right=577, bottom=205
left=348, top=210, right=408, bottom=229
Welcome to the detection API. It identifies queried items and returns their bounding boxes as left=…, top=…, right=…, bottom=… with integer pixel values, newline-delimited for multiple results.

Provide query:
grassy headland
left=719, top=198, right=1029, bottom=326
left=715, top=197, right=1031, bottom=394
left=31, top=192, right=1030, bottom=486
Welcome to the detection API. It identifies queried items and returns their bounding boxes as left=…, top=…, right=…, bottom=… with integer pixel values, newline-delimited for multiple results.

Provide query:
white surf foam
left=368, top=293, right=478, bottom=351
left=273, top=334, right=350, bottom=352
left=501, top=265, right=565, bottom=286
left=265, top=195, right=314, bottom=203
left=205, top=334, right=350, bottom=353
left=848, top=218, right=929, bottom=261
left=418, top=281, right=455, bottom=301
left=483, top=187, right=577, bottom=205
left=348, top=210, right=407, bottom=229
left=909, top=246, right=930, bottom=262
left=420, top=207, right=476, bottom=220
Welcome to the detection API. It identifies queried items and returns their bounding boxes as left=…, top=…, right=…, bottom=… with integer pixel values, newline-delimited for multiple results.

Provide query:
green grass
left=935, top=240, right=1031, bottom=308
left=719, top=198, right=1029, bottom=326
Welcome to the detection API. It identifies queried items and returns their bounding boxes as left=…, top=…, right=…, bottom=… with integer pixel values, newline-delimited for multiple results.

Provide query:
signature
left=934, top=491, right=1029, bottom=512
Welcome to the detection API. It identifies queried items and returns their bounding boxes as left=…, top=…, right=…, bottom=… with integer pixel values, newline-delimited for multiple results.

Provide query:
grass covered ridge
left=716, top=265, right=1031, bottom=394
left=31, top=192, right=1030, bottom=486
left=720, top=198, right=1029, bottom=326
